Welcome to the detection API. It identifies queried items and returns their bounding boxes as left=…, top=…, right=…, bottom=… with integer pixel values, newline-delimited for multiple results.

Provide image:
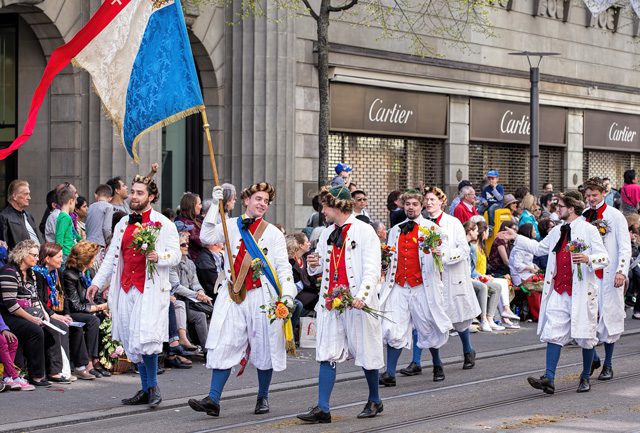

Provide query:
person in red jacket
left=454, top=186, right=478, bottom=224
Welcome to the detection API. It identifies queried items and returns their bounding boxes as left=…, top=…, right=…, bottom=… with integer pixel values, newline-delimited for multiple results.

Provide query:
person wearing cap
left=582, top=177, right=631, bottom=381
left=331, top=162, right=352, bottom=188
left=503, top=194, right=521, bottom=224
left=500, top=190, right=608, bottom=395
left=189, top=182, right=297, bottom=417
left=378, top=189, right=452, bottom=386
left=481, top=170, right=504, bottom=227
left=297, top=186, right=384, bottom=424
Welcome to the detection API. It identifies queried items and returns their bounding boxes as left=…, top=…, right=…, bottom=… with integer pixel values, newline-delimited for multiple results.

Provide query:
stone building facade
left=2, top=0, right=640, bottom=228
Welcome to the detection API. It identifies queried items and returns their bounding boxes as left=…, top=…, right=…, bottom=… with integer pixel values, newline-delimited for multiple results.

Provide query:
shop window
left=328, top=133, right=444, bottom=224
left=0, top=15, right=17, bottom=208
left=583, top=150, right=638, bottom=190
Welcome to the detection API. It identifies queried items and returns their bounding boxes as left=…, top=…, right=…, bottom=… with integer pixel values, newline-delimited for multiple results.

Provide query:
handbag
left=188, top=299, right=213, bottom=318
left=16, top=298, right=45, bottom=319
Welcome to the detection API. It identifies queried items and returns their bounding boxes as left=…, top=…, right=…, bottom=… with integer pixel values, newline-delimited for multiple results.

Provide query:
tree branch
left=328, top=0, right=358, bottom=12
left=301, top=0, right=320, bottom=20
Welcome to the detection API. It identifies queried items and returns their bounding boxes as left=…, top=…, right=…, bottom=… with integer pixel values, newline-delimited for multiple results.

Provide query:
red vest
left=233, top=218, right=263, bottom=291
left=395, top=224, right=423, bottom=287
left=121, top=208, right=152, bottom=294
left=554, top=238, right=572, bottom=296
left=585, top=203, right=607, bottom=280
left=328, top=224, right=351, bottom=295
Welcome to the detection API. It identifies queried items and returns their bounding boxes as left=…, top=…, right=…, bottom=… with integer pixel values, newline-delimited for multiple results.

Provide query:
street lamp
left=509, top=51, right=560, bottom=196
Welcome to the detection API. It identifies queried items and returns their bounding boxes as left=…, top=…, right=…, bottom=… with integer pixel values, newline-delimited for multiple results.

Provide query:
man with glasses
left=352, top=189, right=370, bottom=218
left=0, top=179, right=43, bottom=249
left=454, top=185, right=478, bottom=224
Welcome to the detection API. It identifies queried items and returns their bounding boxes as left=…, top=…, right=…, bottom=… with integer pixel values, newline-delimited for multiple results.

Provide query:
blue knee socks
left=545, top=343, right=562, bottom=382
left=582, top=348, right=595, bottom=380
left=208, top=368, right=232, bottom=404
left=137, top=362, right=148, bottom=392
left=142, top=354, right=158, bottom=389
left=411, top=329, right=422, bottom=364
left=604, top=342, right=614, bottom=368
left=363, top=368, right=381, bottom=404
left=429, top=347, right=442, bottom=367
left=458, top=328, right=473, bottom=354
left=257, top=368, right=273, bottom=398
left=318, top=362, right=336, bottom=413
left=386, top=346, right=402, bottom=377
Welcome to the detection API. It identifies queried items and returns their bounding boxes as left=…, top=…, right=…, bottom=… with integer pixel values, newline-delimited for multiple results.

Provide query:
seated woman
left=508, top=223, right=540, bottom=320
left=488, top=220, right=517, bottom=277
left=62, top=241, right=110, bottom=379
left=0, top=240, right=70, bottom=386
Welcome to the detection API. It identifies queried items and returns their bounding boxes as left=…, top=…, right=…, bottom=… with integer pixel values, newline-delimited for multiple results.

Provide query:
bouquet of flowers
left=591, top=219, right=610, bottom=237
left=381, top=243, right=396, bottom=273
left=128, top=221, right=162, bottom=282
left=260, top=296, right=294, bottom=324
left=565, top=238, right=588, bottom=281
left=522, top=272, right=545, bottom=293
left=417, top=225, right=444, bottom=273
left=323, top=285, right=394, bottom=322
left=98, top=318, right=128, bottom=372
left=251, top=258, right=264, bottom=282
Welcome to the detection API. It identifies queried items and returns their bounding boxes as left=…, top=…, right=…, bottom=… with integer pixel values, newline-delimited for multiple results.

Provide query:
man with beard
left=399, top=187, right=481, bottom=377
left=188, top=182, right=297, bottom=417
left=501, top=191, right=608, bottom=394
left=297, top=186, right=383, bottom=424
left=582, top=177, right=630, bottom=381
left=87, top=176, right=180, bottom=407
left=378, top=189, right=452, bottom=386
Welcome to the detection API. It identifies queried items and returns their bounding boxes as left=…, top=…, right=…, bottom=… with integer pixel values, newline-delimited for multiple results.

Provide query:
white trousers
left=116, top=288, right=163, bottom=363
left=540, top=290, right=598, bottom=349
left=381, top=283, right=449, bottom=350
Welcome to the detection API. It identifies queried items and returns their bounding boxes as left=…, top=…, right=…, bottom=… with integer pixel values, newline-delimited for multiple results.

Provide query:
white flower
left=141, top=243, right=148, bottom=251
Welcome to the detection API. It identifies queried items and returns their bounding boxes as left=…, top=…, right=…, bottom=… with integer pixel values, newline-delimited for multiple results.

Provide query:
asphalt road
left=3, top=312, right=640, bottom=433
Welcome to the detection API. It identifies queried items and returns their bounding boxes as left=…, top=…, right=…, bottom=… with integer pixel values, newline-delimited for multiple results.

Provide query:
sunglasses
left=180, top=243, right=189, bottom=248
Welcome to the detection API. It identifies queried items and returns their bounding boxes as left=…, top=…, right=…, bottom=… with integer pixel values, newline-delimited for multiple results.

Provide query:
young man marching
left=379, top=189, right=452, bottom=386
left=502, top=191, right=609, bottom=394
left=87, top=175, right=181, bottom=407
left=297, top=186, right=384, bottom=424
left=189, top=182, right=297, bottom=417
left=582, top=178, right=630, bottom=380
left=400, top=187, right=481, bottom=377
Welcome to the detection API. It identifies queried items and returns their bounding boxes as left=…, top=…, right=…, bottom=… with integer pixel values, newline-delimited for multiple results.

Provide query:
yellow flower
left=332, top=297, right=343, bottom=309
left=136, top=237, right=143, bottom=242
left=419, top=226, right=430, bottom=235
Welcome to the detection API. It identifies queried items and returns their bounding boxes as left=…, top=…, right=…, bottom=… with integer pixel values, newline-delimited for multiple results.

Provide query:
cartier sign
left=330, top=83, right=448, bottom=138
left=584, top=110, right=640, bottom=151
left=470, top=98, right=567, bottom=146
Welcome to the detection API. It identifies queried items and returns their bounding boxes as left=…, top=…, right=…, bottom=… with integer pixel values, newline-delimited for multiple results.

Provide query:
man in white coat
left=400, top=187, right=481, bottom=376
left=502, top=190, right=609, bottom=394
left=87, top=175, right=180, bottom=407
left=379, top=189, right=452, bottom=386
left=188, top=182, right=297, bottom=417
left=582, top=177, right=630, bottom=381
left=297, top=186, right=384, bottom=424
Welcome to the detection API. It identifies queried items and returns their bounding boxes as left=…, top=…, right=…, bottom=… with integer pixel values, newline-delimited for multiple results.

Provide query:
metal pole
left=530, top=66, right=540, bottom=196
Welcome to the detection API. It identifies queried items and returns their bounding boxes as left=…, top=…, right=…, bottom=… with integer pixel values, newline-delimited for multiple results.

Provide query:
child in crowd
left=0, top=312, right=35, bottom=391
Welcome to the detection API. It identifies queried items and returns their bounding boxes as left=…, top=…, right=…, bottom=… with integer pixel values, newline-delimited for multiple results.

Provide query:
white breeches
left=540, top=291, right=598, bottom=349
left=381, top=283, right=449, bottom=350
left=116, top=288, right=163, bottom=364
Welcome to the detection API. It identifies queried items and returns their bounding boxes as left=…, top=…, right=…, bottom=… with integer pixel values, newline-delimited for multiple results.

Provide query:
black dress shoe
left=164, top=356, right=192, bottom=369
left=121, top=390, right=149, bottom=405
left=598, top=365, right=613, bottom=381
left=433, top=365, right=445, bottom=382
left=168, top=344, right=195, bottom=357
left=527, top=375, right=555, bottom=394
left=94, top=365, right=112, bottom=377
left=297, top=406, right=331, bottom=423
left=254, top=397, right=269, bottom=414
left=398, top=361, right=422, bottom=376
left=148, top=386, right=162, bottom=407
left=590, top=358, right=601, bottom=376
left=378, top=372, right=396, bottom=387
left=463, top=350, right=476, bottom=370
left=357, top=400, right=384, bottom=419
left=577, top=377, right=590, bottom=393
left=29, top=379, right=52, bottom=388
left=188, top=396, right=220, bottom=416
left=89, top=369, right=103, bottom=378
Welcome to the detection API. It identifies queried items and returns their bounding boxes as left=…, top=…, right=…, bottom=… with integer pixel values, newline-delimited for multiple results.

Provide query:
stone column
left=565, top=109, right=583, bottom=189
left=222, top=1, right=296, bottom=226
left=444, top=95, right=470, bottom=199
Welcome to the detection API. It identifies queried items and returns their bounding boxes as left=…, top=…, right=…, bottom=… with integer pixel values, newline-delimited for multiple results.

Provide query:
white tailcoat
left=200, top=210, right=297, bottom=372
left=437, top=212, right=482, bottom=325
left=308, top=215, right=384, bottom=369
left=582, top=203, right=631, bottom=339
left=515, top=218, right=609, bottom=340
left=379, top=216, right=453, bottom=338
left=92, top=210, right=180, bottom=357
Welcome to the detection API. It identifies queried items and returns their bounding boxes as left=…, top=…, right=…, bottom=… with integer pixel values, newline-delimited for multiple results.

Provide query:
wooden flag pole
left=201, top=108, right=236, bottom=283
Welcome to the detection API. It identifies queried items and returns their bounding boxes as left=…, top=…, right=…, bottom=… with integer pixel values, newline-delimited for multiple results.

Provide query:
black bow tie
left=328, top=225, right=346, bottom=248
left=400, top=220, right=416, bottom=235
left=426, top=216, right=438, bottom=224
left=128, top=213, right=143, bottom=225
left=583, top=208, right=598, bottom=223
left=553, top=224, right=571, bottom=253
left=241, top=217, right=255, bottom=230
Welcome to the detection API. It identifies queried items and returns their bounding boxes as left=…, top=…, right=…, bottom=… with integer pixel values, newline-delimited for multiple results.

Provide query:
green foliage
left=98, top=318, right=125, bottom=370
